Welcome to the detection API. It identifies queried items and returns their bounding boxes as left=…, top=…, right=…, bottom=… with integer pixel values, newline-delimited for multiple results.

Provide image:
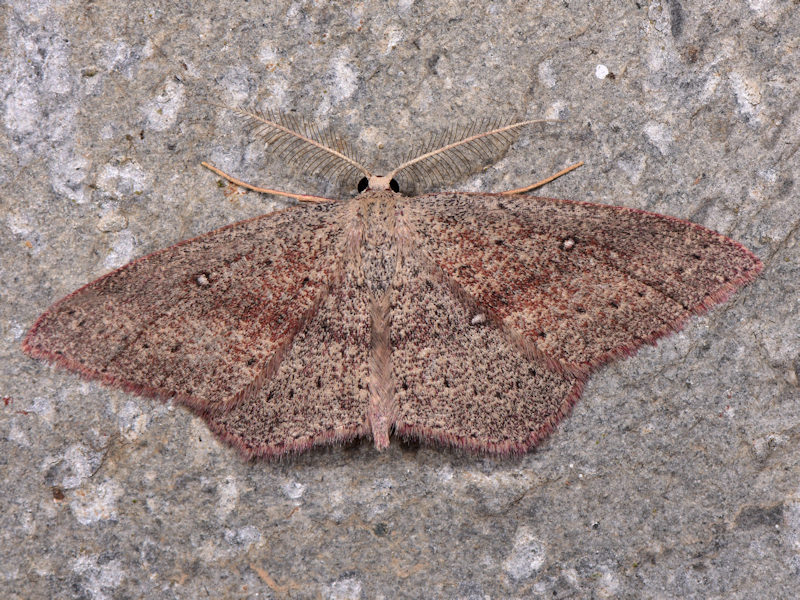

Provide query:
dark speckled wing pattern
left=402, top=193, right=763, bottom=377
left=24, top=188, right=762, bottom=459
left=23, top=202, right=351, bottom=415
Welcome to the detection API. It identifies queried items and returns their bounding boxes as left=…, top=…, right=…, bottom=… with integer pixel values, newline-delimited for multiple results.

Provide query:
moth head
left=357, top=175, right=400, bottom=194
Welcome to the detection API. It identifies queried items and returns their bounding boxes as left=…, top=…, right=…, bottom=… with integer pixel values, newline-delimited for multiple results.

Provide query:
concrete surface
left=1, top=1, right=798, bottom=598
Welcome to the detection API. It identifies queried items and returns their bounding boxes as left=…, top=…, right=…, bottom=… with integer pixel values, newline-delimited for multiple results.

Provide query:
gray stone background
left=1, top=1, right=798, bottom=598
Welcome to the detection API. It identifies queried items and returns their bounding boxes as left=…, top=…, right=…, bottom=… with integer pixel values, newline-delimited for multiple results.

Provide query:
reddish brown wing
left=402, top=193, right=762, bottom=375
left=390, top=243, right=584, bottom=454
left=23, top=202, right=351, bottom=413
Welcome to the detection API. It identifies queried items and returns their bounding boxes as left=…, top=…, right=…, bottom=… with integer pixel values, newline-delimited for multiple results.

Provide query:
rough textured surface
left=2, top=1, right=798, bottom=598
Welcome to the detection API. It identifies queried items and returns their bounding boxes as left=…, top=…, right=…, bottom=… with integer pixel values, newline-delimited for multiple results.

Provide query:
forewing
left=391, top=245, right=583, bottom=453
left=403, top=193, right=762, bottom=374
left=23, top=202, right=351, bottom=412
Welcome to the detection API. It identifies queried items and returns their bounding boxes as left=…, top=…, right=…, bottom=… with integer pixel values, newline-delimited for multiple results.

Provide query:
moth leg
left=500, top=161, right=584, bottom=195
left=201, top=161, right=336, bottom=204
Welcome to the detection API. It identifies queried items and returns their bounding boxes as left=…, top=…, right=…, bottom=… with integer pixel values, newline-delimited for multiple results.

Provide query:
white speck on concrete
left=8, top=420, right=30, bottom=447
left=616, top=154, right=647, bottom=185
left=103, top=230, right=135, bottom=270
left=216, top=477, right=239, bottom=519
left=142, top=79, right=184, bottom=131
left=545, top=101, right=566, bottom=121
left=100, top=40, right=140, bottom=80
left=757, top=167, right=778, bottom=184
left=563, top=566, right=580, bottom=586
left=41, top=36, right=73, bottom=95
left=224, top=525, right=261, bottom=548
left=218, top=66, right=253, bottom=108
left=648, top=0, right=668, bottom=33
left=502, top=526, right=546, bottom=580
left=99, top=123, right=115, bottom=140
left=532, top=581, right=548, bottom=595
left=645, top=37, right=667, bottom=72
left=327, top=488, right=345, bottom=520
left=746, top=0, right=774, bottom=14
left=643, top=122, right=674, bottom=155
left=3, top=80, right=40, bottom=136
left=69, top=480, right=123, bottom=525
left=595, top=64, right=609, bottom=79
left=254, top=47, right=291, bottom=109
left=729, top=71, right=762, bottom=120
left=325, top=576, right=363, bottom=600
left=72, top=554, right=124, bottom=600
left=258, top=43, right=278, bottom=64
left=699, top=72, right=722, bottom=103
left=643, top=2, right=680, bottom=72
left=282, top=480, right=307, bottom=500
left=117, top=401, right=150, bottom=440
left=96, top=158, right=150, bottom=200
left=29, top=396, right=55, bottom=425
left=538, top=60, right=556, bottom=88
left=189, top=418, right=221, bottom=462
left=437, top=463, right=455, bottom=482
left=8, top=320, right=26, bottom=341
left=96, top=205, right=129, bottom=233
left=596, top=565, right=622, bottom=598
left=56, top=444, right=96, bottom=489
left=51, top=152, right=91, bottom=203
left=145, top=496, right=161, bottom=515
left=617, top=151, right=646, bottom=185
left=2, top=10, right=81, bottom=172
left=328, top=52, right=358, bottom=104
left=383, top=25, right=404, bottom=54
left=462, top=176, right=485, bottom=192
left=398, top=0, right=415, bottom=11
left=5, top=213, right=34, bottom=238
left=751, top=433, right=785, bottom=461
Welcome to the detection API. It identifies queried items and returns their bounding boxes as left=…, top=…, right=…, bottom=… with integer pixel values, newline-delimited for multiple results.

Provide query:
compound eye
left=357, top=177, right=369, bottom=193
left=389, top=179, right=399, bottom=193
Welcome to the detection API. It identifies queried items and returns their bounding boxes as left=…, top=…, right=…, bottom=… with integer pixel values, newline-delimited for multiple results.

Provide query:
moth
left=23, top=108, right=762, bottom=458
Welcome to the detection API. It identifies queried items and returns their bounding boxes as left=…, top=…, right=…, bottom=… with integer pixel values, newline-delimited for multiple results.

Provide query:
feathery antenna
left=225, top=106, right=371, bottom=189
left=214, top=105, right=558, bottom=194
left=388, top=118, right=557, bottom=191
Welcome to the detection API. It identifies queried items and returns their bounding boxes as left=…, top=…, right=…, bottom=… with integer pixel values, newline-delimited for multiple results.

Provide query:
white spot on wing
left=471, top=313, right=487, bottom=326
